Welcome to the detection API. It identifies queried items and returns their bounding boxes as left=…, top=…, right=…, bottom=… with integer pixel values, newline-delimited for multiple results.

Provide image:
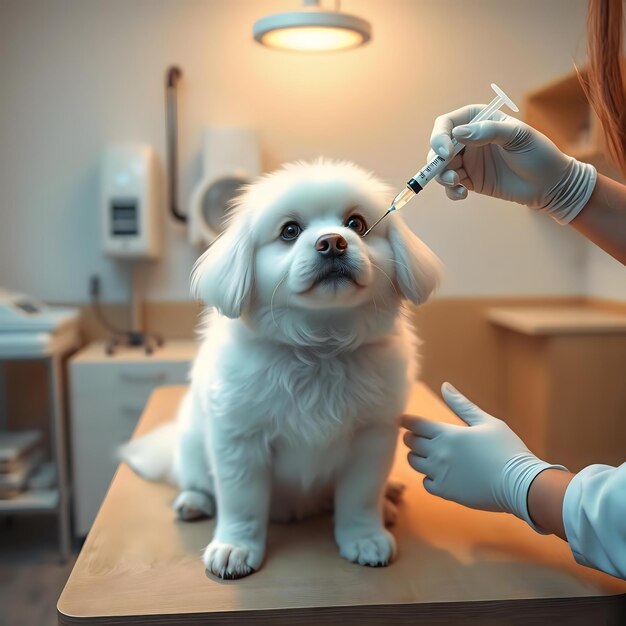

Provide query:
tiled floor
left=0, top=517, right=78, bottom=626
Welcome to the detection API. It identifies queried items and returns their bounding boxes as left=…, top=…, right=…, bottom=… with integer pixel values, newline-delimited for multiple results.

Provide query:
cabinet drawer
left=71, top=360, right=189, bottom=386
left=69, top=341, right=195, bottom=535
left=71, top=361, right=189, bottom=405
left=71, top=389, right=171, bottom=440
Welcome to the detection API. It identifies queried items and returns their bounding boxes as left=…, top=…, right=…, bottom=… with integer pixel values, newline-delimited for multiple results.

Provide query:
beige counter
left=488, top=305, right=626, bottom=471
left=488, top=305, right=626, bottom=336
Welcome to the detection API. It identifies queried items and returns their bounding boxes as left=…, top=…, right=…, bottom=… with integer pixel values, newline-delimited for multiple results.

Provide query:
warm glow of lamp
left=253, top=1, right=371, bottom=53
left=259, top=26, right=364, bottom=52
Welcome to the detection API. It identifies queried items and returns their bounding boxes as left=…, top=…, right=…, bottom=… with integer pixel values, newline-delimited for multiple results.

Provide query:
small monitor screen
left=111, top=199, right=139, bottom=236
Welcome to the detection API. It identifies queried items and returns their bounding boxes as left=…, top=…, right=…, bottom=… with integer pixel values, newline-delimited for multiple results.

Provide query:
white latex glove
left=401, top=383, right=567, bottom=532
left=429, top=106, right=597, bottom=224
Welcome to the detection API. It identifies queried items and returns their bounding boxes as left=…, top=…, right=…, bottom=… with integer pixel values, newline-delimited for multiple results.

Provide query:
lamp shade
left=253, top=8, right=371, bottom=52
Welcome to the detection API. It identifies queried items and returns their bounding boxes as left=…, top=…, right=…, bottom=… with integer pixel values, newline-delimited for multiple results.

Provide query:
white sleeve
left=562, top=462, right=626, bottom=579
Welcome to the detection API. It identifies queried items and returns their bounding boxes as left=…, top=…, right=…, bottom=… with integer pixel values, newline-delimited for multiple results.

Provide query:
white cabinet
left=69, top=340, right=196, bottom=536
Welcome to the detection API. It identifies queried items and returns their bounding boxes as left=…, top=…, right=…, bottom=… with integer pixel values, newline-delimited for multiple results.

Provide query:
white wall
left=0, top=0, right=604, bottom=303
left=585, top=244, right=626, bottom=301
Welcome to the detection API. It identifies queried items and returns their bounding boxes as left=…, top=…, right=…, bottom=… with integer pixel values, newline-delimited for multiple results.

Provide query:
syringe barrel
left=406, top=115, right=484, bottom=189
left=407, top=152, right=450, bottom=191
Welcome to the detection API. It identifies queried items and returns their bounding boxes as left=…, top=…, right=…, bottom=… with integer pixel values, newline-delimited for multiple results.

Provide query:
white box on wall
left=100, top=143, right=161, bottom=259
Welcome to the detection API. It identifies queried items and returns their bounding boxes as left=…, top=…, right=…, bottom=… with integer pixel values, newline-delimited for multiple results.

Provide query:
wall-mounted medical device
left=100, top=144, right=161, bottom=258
left=0, top=289, right=79, bottom=356
left=188, top=127, right=260, bottom=246
left=0, top=289, right=78, bottom=333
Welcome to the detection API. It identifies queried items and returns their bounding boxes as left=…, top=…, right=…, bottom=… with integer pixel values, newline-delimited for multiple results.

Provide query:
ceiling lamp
left=253, top=0, right=371, bottom=53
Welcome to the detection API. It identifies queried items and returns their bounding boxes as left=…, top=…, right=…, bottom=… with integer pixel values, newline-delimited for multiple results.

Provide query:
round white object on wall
left=188, top=128, right=260, bottom=246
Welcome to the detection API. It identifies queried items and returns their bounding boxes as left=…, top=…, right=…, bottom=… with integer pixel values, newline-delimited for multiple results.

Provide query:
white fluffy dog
left=122, top=159, right=442, bottom=579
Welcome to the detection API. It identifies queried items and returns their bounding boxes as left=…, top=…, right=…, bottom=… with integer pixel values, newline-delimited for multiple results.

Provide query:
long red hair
left=580, top=0, right=626, bottom=175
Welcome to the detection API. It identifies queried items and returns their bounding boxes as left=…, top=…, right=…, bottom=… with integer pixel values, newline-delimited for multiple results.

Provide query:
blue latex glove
left=428, top=106, right=597, bottom=224
left=401, top=383, right=567, bottom=531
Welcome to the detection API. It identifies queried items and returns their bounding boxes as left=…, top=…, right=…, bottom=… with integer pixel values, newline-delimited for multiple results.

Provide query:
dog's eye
left=280, top=221, right=301, bottom=241
left=345, top=214, right=367, bottom=236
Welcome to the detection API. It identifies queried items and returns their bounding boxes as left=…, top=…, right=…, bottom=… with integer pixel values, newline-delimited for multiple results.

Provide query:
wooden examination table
left=58, top=384, right=626, bottom=625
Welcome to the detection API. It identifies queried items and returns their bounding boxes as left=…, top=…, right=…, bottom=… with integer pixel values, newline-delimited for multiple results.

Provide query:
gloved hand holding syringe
left=363, top=84, right=518, bottom=237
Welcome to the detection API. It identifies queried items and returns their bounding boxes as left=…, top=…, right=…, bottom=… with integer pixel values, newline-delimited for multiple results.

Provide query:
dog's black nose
left=315, top=234, right=348, bottom=257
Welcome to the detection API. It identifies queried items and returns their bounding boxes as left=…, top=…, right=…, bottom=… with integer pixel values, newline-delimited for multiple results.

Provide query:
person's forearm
left=570, top=174, right=626, bottom=265
left=527, top=469, right=575, bottom=540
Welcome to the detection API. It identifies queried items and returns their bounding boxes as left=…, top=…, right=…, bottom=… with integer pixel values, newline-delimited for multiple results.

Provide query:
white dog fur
left=121, top=159, right=442, bottom=579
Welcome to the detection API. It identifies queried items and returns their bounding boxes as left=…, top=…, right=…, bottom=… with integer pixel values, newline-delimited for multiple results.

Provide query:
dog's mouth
left=319, top=266, right=355, bottom=282
left=298, top=263, right=363, bottom=295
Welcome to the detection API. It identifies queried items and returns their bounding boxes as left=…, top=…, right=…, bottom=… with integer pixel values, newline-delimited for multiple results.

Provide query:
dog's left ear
left=190, top=212, right=254, bottom=318
left=387, top=215, right=443, bottom=304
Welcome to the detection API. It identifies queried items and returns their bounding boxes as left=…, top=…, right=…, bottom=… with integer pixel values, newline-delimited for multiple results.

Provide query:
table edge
left=58, top=593, right=626, bottom=625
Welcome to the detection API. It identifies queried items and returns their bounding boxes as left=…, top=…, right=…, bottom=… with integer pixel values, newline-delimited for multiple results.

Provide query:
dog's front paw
left=203, top=540, right=263, bottom=579
left=338, top=528, right=396, bottom=567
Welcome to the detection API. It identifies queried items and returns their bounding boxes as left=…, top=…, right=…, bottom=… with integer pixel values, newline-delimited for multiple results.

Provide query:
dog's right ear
left=387, top=215, right=443, bottom=305
left=190, top=211, right=254, bottom=319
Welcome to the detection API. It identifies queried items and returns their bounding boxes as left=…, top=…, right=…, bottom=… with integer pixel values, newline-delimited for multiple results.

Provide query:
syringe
left=363, top=83, right=519, bottom=237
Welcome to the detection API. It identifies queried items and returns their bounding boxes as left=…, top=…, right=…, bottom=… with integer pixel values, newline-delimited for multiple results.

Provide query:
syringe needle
left=363, top=207, right=395, bottom=237
left=364, top=184, right=416, bottom=236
